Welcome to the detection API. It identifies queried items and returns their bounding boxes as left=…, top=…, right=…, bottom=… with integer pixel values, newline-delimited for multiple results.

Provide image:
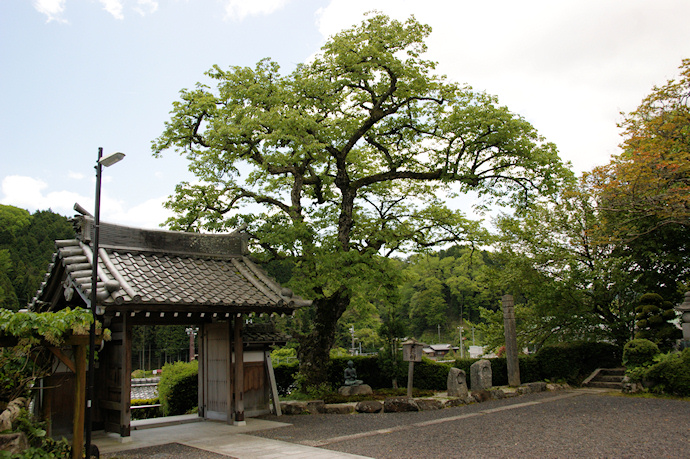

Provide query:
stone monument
left=470, top=359, right=492, bottom=391
left=447, top=367, right=469, bottom=398
left=502, top=294, right=521, bottom=387
left=338, top=360, right=372, bottom=396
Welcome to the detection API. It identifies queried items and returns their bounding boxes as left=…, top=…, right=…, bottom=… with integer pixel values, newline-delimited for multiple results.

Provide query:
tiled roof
left=30, top=216, right=310, bottom=316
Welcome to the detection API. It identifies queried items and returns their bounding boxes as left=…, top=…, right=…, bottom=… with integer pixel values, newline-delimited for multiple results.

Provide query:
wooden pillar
left=72, top=342, right=86, bottom=459
left=198, top=324, right=205, bottom=419
left=119, top=314, right=131, bottom=437
left=233, top=314, right=245, bottom=425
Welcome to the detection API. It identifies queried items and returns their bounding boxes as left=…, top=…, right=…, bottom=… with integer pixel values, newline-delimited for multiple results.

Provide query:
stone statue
left=344, top=360, right=363, bottom=386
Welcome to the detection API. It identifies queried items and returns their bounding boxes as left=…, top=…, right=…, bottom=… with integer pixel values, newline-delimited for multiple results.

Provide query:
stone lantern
left=676, top=291, right=690, bottom=348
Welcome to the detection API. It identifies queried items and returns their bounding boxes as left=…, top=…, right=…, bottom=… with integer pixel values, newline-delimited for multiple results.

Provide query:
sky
left=1, top=0, right=689, bottom=229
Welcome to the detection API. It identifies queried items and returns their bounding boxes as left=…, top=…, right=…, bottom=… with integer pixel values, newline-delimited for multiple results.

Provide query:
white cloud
left=134, top=0, right=158, bottom=16
left=33, top=0, right=67, bottom=23
left=99, top=0, right=125, bottom=19
left=111, top=196, right=172, bottom=229
left=1, top=175, right=84, bottom=215
left=224, top=0, right=290, bottom=21
left=0, top=175, right=169, bottom=228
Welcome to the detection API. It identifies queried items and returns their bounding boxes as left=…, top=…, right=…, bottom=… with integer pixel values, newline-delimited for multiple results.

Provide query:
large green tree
left=493, top=175, right=638, bottom=348
left=592, top=58, right=690, bottom=299
left=153, top=14, right=570, bottom=386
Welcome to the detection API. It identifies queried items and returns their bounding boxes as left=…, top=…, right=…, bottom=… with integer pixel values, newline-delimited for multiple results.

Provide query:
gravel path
left=252, top=390, right=690, bottom=458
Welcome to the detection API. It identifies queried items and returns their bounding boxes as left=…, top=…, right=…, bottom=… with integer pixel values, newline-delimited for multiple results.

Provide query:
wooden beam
left=265, top=351, right=281, bottom=416
left=49, top=347, right=76, bottom=373
left=72, top=342, right=86, bottom=459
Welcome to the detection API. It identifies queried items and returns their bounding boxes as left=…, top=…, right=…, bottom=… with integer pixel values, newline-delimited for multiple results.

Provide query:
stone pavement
left=94, top=415, right=371, bottom=458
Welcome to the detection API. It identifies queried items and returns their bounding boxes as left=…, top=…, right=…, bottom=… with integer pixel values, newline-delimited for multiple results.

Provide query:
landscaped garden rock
left=416, top=399, right=443, bottom=410
left=355, top=400, right=383, bottom=413
left=443, top=397, right=470, bottom=408
left=281, top=400, right=325, bottom=415
left=338, top=384, right=373, bottom=397
left=383, top=397, right=419, bottom=412
left=324, top=403, right=355, bottom=414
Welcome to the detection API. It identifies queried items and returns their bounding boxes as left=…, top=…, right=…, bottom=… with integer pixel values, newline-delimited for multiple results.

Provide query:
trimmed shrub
left=642, top=349, right=690, bottom=396
left=405, top=358, right=451, bottom=390
left=623, top=339, right=660, bottom=368
left=130, top=397, right=162, bottom=420
left=535, top=341, right=621, bottom=385
left=158, top=360, right=198, bottom=416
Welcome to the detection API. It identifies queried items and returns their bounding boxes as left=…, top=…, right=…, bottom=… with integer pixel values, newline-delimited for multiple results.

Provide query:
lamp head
left=99, top=152, right=125, bottom=167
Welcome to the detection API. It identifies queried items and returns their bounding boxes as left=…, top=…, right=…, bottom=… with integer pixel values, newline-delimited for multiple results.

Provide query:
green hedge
left=158, top=360, right=198, bottom=416
left=535, top=341, right=621, bottom=385
left=130, top=397, right=162, bottom=420
left=273, top=341, right=621, bottom=394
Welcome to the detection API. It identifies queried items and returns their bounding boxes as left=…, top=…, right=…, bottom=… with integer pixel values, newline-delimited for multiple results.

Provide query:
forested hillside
left=0, top=205, right=74, bottom=310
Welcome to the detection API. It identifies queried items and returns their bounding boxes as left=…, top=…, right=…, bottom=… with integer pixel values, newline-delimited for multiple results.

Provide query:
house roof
left=30, top=215, right=310, bottom=319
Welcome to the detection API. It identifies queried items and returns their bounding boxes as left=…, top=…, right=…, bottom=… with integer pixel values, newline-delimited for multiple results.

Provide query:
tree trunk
left=297, top=288, right=350, bottom=388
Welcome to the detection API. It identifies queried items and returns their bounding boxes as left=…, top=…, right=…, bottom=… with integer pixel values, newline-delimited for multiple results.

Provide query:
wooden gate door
left=202, top=322, right=231, bottom=421
left=99, top=315, right=131, bottom=437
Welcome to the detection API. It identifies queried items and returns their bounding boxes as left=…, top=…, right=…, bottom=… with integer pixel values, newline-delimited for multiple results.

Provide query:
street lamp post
left=85, top=148, right=124, bottom=458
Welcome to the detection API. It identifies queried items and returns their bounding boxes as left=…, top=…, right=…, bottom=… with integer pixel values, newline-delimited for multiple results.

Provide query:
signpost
left=401, top=339, right=424, bottom=397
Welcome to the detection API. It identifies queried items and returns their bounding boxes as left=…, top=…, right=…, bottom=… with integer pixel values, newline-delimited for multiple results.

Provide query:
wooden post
left=120, top=314, right=131, bottom=437
left=407, top=361, right=414, bottom=398
left=265, top=351, right=282, bottom=416
left=72, top=342, right=86, bottom=459
left=233, top=314, right=245, bottom=425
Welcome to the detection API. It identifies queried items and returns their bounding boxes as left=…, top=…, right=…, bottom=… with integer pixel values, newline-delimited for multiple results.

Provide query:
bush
left=130, top=397, right=162, bottom=420
left=623, top=339, right=660, bottom=368
left=273, top=361, right=299, bottom=396
left=158, top=360, right=198, bottom=416
left=640, top=349, right=690, bottom=397
left=535, top=341, right=621, bottom=385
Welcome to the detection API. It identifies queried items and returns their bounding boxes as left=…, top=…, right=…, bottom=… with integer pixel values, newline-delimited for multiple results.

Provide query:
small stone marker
left=447, top=368, right=469, bottom=398
left=470, top=359, right=492, bottom=391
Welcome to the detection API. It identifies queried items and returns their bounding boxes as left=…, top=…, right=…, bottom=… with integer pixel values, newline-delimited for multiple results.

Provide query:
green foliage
left=0, top=307, right=93, bottom=347
left=273, top=362, right=299, bottom=396
left=535, top=341, right=621, bottom=384
left=633, top=293, right=680, bottom=351
left=131, top=398, right=163, bottom=420
left=0, top=206, right=74, bottom=311
left=158, top=360, right=198, bottom=416
left=153, top=12, right=570, bottom=386
left=623, top=339, right=660, bottom=368
left=0, top=307, right=103, bottom=404
left=0, top=408, right=72, bottom=458
left=629, top=349, right=690, bottom=397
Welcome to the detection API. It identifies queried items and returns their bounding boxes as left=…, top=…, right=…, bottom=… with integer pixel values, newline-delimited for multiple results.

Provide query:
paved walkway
left=95, top=415, right=371, bottom=458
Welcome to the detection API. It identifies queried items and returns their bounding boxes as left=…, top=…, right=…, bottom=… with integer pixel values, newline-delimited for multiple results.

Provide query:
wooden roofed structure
left=29, top=214, right=309, bottom=442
